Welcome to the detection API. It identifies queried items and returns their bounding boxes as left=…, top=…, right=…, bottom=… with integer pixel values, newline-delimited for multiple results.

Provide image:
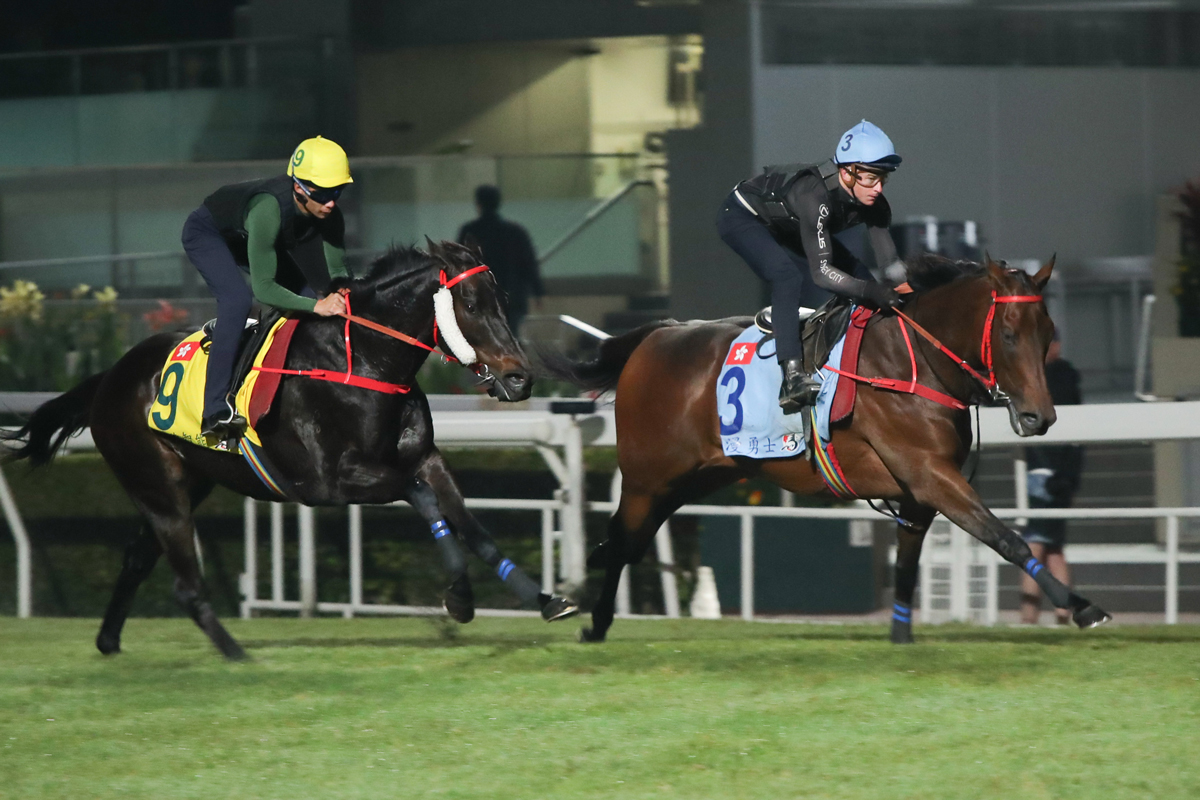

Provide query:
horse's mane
left=340, top=244, right=435, bottom=291
left=905, top=253, right=987, bottom=293
left=329, top=241, right=486, bottom=296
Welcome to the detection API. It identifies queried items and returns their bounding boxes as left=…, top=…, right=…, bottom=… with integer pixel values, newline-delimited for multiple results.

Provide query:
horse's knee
left=122, top=540, right=161, bottom=581
left=471, top=536, right=500, bottom=566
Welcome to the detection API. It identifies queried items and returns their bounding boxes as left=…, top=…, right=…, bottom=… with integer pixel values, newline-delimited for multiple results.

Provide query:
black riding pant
left=716, top=193, right=871, bottom=362
left=182, top=206, right=252, bottom=421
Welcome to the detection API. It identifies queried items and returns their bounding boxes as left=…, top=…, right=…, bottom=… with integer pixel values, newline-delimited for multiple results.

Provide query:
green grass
left=2, top=618, right=1198, bottom=799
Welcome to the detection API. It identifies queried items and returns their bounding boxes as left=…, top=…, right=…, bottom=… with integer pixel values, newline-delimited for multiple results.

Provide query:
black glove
left=863, top=283, right=902, bottom=310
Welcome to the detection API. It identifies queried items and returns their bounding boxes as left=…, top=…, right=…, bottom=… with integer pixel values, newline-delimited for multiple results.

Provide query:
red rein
left=824, top=290, right=1043, bottom=410
left=252, top=264, right=492, bottom=395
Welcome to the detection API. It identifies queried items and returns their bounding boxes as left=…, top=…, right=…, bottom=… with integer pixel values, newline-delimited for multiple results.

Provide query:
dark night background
left=2, top=1, right=243, bottom=53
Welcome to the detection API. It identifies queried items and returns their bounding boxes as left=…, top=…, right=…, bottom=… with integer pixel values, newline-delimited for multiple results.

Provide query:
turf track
left=1, top=617, right=1197, bottom=799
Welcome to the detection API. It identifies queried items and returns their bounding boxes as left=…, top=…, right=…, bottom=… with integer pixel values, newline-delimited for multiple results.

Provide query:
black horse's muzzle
left=476, top=364, right=533, bottom=402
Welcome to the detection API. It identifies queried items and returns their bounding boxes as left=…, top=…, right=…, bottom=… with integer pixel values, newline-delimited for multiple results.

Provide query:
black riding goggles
left=294, top=180, right=345, bottom=205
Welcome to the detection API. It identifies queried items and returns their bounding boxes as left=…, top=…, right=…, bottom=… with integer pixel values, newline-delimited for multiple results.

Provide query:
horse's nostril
left=505, top=373, right=529, bottom=391
left=1020, top=412, right=1041, bottom=428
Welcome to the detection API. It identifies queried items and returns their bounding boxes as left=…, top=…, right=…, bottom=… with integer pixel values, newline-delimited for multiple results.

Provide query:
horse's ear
left=984, top=251, right=1006, bottom=279
left=424, top=236, right=442, bottom=259
left=1032, top=254, right=1055, bottom=291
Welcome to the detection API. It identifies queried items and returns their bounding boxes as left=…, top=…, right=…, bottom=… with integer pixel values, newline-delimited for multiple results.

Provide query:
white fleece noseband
left=433, top=286, right=477, bottom=365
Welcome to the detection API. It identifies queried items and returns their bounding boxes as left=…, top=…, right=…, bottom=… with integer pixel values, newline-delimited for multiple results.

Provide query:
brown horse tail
left=537, top=319, right=679, bottom=392
left=1, top=372, right=106, bottom=467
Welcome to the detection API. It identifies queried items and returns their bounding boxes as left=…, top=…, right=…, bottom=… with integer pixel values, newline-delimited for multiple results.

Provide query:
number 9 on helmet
left=287, top=136, right=354, bottom=188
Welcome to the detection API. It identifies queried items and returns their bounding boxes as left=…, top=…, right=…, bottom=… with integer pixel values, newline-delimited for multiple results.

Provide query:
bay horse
left=4, top=240, right=576, bottom=660
left=546, top=255, right=1111, bottom=643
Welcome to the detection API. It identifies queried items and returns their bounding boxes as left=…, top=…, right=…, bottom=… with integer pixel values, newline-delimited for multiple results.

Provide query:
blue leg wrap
left=496, top=558, right=516, bottom=581
left=1024, top=557, right=1044, bottom=577
left=431, top=519, right=451, bottom=540
left=892, top=602, right=912, bottom=624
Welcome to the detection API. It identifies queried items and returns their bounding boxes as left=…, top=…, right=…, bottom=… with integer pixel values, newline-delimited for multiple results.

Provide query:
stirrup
left=779, top=377, right=821, bottom=415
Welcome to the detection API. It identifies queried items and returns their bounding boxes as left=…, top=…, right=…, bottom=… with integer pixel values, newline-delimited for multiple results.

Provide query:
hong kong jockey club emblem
left=725, top=341, right=754, bottom=365
left=171, top=342, right=199, bottom=361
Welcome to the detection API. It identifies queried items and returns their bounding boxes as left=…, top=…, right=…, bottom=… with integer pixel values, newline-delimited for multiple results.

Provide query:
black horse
left=5, top=240, right=576, bottom=659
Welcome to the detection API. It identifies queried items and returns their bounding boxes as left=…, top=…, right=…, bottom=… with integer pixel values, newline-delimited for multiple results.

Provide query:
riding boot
left=201, top=394, right=247, bottom=448
left=778, top=359, right=822, bottom=415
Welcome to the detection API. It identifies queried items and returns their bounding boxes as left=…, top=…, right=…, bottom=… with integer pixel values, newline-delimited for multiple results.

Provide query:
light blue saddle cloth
left=716, top=325, right=846, bottom=459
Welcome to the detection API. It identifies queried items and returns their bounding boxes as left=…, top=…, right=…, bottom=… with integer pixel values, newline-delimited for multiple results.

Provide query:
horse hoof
left=443, top=595, right=475, bottom=624
left=95, top=634, right=121, bottom=656
left=223, top=646, right=250, bottom=662
left=540, top=595, right=580, bottom=622
left=1073, top=604, right=1112, bottom=629
left=578, top=626, right=606, bottom=644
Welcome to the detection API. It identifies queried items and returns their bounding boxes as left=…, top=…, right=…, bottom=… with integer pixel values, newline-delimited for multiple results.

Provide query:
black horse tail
left=538, top=319, right=679, bottom=393
left=1, top=372, right=106, bottom=467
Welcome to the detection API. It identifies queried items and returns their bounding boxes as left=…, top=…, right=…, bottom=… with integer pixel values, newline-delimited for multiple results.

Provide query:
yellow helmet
left=287, top=136, right=353, bottom=188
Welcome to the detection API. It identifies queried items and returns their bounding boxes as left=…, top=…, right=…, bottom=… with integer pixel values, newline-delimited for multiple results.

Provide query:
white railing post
left=0, top=466, right=32, bottom=618
left=298, top=505, right=316, bottom=618
left=655, top=521, right=681, bottom=618
left=616, top=566, right=631, bottom=616
left=241, top=497, right=256, bottom=619
left=985, top=546, right=999, bottom=626
left=1166, top=514, right=1179, bottom=625
left=563, top=416, right=587, bottom=587
left=1013, top=451, right=1029, bottom=530
left=271, top=502, right=285, bottom=602
left=950, top=523, right=970, bottom=622
left=541, top=507, right=555, bottom=594
left=349, top=504, right=363, bottom=613
left=740, top=512, right=754, bottom=621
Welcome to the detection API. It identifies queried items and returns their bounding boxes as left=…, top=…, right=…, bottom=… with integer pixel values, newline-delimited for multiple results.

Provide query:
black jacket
left=735, top=160, right=899, bottom=302
left=202, top=175, right=345, bottom=266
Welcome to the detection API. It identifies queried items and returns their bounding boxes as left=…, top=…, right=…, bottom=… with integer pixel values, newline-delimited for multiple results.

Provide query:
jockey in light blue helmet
left=834, top=119, right=902, bottom=173
left=719, top=117, right=906, bottom=414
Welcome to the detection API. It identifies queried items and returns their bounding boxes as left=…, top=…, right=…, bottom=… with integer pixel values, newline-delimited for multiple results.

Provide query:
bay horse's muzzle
left=1007, top=403, right=1055, bottom=437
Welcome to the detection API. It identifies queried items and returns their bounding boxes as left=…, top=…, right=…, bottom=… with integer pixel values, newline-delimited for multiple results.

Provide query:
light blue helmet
left=834, top=120, right=901, bottom=171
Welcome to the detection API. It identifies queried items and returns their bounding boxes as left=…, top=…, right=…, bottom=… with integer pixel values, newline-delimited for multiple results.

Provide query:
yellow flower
left=0, top=280, right=45, bottom=322
left=92, top=286, right=119, bottom=308
left=70, top=283, right=91, bottom=299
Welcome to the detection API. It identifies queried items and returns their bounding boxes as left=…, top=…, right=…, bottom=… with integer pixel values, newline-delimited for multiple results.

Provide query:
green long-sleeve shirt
left=245, top=194, right=348, bottom=313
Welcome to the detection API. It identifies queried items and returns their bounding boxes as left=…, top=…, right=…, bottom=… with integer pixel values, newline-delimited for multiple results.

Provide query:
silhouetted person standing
left=458, top=185, right=542, bottom=335
left=1020, top=332, right=1083, bottom=625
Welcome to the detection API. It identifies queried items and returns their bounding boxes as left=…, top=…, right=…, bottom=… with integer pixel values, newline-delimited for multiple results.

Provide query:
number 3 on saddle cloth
left=147, top=318, right=301, bottom=496
left=717, top=306, right=871, bottom=494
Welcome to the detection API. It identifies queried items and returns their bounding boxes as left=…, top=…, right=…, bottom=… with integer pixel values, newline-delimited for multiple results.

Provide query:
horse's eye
left=1002, top=328, right=1017, bottom=345
left=465, top=303, right=476, bottom=313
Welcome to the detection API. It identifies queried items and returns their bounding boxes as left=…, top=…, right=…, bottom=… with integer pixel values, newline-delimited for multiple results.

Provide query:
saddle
left=199, top=306, right=284, bottom=399
left=753, top=296, right=855, bottom=376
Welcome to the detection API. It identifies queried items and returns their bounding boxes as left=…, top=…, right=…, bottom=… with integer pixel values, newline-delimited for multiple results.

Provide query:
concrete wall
left=356, top=44, right=591, bottom=158
left=665, top=2, right=759, bottom=322
left=751, top=65, right=1200, bottom=266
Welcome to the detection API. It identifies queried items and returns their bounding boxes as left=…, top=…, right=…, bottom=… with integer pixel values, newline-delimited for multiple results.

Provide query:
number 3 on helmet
left=833, top=120, right=902, bottom=172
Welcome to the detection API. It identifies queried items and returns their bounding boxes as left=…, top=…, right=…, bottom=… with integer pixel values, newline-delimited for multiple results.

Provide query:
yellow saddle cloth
left=147, top=318, right=288, bottom=451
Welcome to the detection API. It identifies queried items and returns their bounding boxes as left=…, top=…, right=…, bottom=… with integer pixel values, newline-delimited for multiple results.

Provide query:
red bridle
left=824, top=288, right=1043, bottom=410
left=253, top=264, right=493, bottom=394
